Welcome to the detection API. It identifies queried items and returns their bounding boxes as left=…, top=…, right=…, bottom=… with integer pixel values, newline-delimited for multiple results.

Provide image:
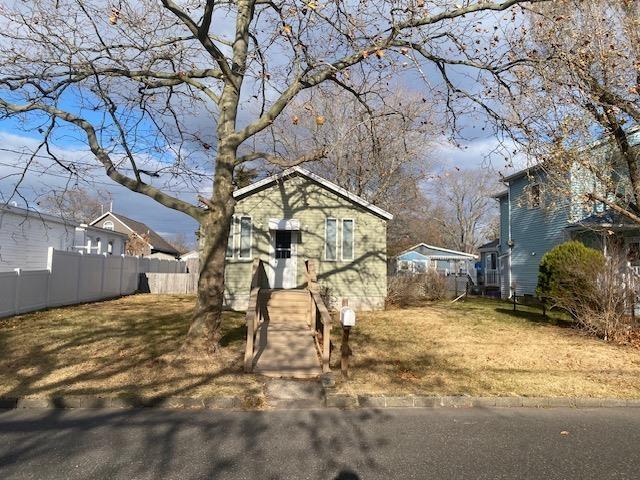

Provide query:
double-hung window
left=324, top=218, right=338, bottom=261
left=238, top=216, right=252, bottom=259
left=226, top=216, right=252, bottom=259
left=226, top=218, right=235, bottom=258
left=325, top=218, right=355, bottom=261
left=341, top=219, right=354, bottom=261
left=529, top=183, right=541, bottom=208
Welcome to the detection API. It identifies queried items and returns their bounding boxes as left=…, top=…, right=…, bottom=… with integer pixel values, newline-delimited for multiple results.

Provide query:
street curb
left=324, top=393, right=640, bottom=409
left=0, top=395, right=245, bottom=410
left=2, top=393, right=639, bottom=410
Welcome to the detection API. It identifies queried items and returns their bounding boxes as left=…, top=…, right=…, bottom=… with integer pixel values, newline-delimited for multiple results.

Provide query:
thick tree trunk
left=182, top=152, right=236, bottom=357
left=180, top=0, right=249, bottom=356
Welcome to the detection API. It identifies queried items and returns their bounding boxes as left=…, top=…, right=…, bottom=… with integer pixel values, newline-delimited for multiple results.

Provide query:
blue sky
left=0, top=4, right=527, bottom=242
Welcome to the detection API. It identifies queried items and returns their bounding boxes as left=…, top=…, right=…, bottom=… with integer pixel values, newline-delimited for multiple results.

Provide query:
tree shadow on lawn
left=0, top=297, right=260, bottom=402
left=0, top=407, right=394, bottom=480
left=494, top=307, right=574, bottom=328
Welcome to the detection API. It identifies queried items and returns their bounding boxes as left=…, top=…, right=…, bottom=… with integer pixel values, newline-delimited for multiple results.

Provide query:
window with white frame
left=226, top=217, right=235, bottom=258
left=341, top=219, right=354, bottom=261
left=103, top=220, right=114, bottom=231
left=107, top=241, right=113, bottom=255
left=238, top=216, right=252, bottom=259
left=324, top=218, right=338, bottom=261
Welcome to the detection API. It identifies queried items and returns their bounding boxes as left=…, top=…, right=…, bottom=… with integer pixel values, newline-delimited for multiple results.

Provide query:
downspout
left=507, top=184, right=513, bottom=299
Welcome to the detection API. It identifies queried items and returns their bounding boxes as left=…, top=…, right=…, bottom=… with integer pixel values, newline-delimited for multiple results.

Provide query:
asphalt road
left=1, top=407, right=639, bottom=479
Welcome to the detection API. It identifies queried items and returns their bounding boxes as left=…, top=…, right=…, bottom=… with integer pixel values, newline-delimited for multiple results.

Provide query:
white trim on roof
left=232, top=166, right=393, bottom=220
left=89, top=212, right=153, bottom=248
left=397, top=243, right=477, bottom=259
left=1, top=205, right=127, bottom=239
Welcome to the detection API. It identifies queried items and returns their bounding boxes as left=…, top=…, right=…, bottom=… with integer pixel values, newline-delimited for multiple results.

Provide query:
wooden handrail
left=244, top=258, right=264, bottom=373
left=305, top=259, right=332, bottom=373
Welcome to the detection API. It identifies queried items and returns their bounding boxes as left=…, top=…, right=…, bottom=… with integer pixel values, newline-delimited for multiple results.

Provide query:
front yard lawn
left=334, top=297, right=640, bottom=398
left=2, top=295, right=640, bottom=403
left=0, top=295, right=264, bottom=402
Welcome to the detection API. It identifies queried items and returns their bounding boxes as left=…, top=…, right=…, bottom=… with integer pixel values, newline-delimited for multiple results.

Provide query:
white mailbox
left=340, top=306, right=356, bottom=327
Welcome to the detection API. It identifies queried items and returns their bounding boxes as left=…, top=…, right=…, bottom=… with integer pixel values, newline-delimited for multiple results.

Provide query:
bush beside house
left=537, top=241, right=638, bottom=342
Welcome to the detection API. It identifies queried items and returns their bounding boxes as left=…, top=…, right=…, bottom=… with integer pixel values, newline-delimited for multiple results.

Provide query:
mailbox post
left=339, top=299, right=356, bottom=378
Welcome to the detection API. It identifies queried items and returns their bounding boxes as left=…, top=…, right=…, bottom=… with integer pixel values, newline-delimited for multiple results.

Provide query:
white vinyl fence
left=0, top=247, right=185, bottom=318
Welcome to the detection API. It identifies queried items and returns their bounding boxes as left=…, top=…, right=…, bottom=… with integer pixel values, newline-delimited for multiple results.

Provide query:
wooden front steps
left=252, top=289, right=322, bottom=379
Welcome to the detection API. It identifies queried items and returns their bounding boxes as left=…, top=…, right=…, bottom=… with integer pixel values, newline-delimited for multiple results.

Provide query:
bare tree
left=388, top=194, right=452, bottom=255
left=271, top=86, right=437, bottom=211
left=39, top=187, right=111, bottom=224
left=0, top=0, right=546, bottom=355
left=505, top=1, right=640, bottom=223
left=430, top=168, right=498, bottom=252
left=168, top=232, right=195, bottom=254
left=125, top=232, right=152, bottom=256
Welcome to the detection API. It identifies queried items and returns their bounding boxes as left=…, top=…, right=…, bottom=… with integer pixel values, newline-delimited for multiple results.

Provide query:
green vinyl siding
left=224, top=173, right=388, bottom=310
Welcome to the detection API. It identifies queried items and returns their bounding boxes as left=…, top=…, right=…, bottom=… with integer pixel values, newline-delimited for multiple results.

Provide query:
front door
left=270, top=230, right=297, bottom=289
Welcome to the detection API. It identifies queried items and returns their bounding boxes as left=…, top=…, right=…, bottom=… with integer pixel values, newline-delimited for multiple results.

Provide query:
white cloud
left=0, top=131, right=200, bottom=239
left=432, top=136, right=529, bottom=176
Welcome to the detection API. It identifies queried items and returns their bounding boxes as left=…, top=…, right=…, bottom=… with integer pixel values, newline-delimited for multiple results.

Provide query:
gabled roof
left=90, top=212, right=179, bottom=255
left=1, top=204, right=127, bottom=238
left=478, top=239, right=499, bottom=250
left=232, top=166, right=393, bottom=220
left=492, top=189, right=508, bottom=199
left=397, top=243, right=477, bottom=259
left=501, top=126, right=640, bottom=184
left=501, top=164, right=542, bottom=183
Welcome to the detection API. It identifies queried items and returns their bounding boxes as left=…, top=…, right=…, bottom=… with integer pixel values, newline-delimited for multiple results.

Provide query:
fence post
left=76, top=251, right=83, bottom=303
left=46, top=247, right=54, bottom=309
left=100, top=253, right=107, bottom=299
left=13, top=268, right=21, bottom=316
left=119, top=254, right=125, bottom=295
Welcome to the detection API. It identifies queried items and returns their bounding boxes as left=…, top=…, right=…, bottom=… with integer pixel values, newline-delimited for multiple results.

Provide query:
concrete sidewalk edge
left=1, top=393, right=639, bottom=410
left=324, top=393, right=640, bottom=409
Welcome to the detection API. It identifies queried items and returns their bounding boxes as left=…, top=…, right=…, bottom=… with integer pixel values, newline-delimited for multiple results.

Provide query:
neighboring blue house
left=496, top=157, right=640, bottom=299
left=394, top=243, right=477, bottom=281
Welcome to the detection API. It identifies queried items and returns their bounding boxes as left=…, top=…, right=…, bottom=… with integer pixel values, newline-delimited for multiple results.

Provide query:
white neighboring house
left=89, top=211, right=180, bottom=259
left=179, top=250, right=198, bottom=261
left=393, top=243, right=478, bottom=283
left=0, top=204, right=127, bottom=272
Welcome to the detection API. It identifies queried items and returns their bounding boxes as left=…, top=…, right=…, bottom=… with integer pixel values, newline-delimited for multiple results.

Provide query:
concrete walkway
left=253, top=290, right=321, bottom=378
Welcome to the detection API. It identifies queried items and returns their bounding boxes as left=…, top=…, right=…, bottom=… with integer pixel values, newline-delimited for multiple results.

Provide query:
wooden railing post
left=323, top=315, right=331, bottom=373
left=244, top=259, right=263, bottom=373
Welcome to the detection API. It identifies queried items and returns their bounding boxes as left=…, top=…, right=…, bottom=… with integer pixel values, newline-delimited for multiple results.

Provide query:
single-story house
left=0, top=204, right=127, bottom=271
left=223, top=166, right=393, bottom=311
left=90, top=211, right=180, bottom=259
left=393, top=243, right=478, bottom=280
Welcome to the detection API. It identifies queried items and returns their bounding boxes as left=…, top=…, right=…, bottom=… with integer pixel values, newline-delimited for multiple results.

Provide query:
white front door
left=270, top=230, right=297, bottom=289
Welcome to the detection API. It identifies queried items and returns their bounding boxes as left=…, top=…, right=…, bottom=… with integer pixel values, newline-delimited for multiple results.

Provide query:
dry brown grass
left=0, top=294, right=264, bottom=401
left=334, top=298, right=640, bottom=398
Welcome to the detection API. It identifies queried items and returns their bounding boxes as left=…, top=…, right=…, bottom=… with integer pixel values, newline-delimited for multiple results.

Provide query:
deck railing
left=244, top=258, right=267, bottom=373
left=484, top=269, right=499, bottom=286
left=305, top=260, right=332, bottom=373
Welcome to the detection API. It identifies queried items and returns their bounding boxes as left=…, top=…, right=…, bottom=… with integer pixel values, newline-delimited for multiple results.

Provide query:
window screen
left=342, top=219, right=354, bottom=260
left=239, top=216, right=252, bottom=259
left=325, top=218, right=337, bottom=260
left=226, top=218, right=234, bottom=258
